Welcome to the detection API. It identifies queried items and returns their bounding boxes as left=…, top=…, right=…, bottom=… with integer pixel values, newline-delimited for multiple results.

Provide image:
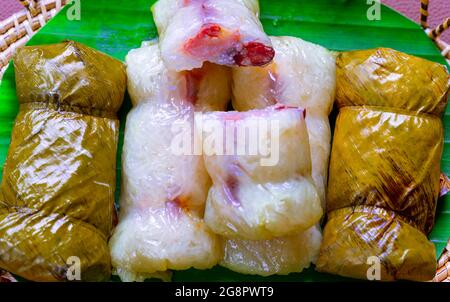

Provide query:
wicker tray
left=420, top=0, right=450, bottom=64
left=434, top=240, right=450, bottom=281
left=0, top=0, right=66, bottom=76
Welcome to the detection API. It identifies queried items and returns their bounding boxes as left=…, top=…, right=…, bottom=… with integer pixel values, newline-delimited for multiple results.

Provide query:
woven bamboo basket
left=434, top=174, right=450, bottom=282
left=421, top=0, right=450, bottom=282
left=0, top=0, right=448, bottom=282
left=0, top=0, right=66, bottom=76
left=420, top=0, right=450, bottom=64
left=434, top=241, right=450, bottom=282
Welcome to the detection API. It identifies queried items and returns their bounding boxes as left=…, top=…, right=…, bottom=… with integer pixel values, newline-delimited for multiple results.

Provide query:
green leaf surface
left=0, top=0, right=448, bottom=281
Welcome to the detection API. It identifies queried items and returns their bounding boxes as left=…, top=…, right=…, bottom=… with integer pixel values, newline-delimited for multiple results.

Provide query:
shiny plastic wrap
left=222, top=36, right=332, bottom=276
left=110, top=45, right=225, bottom=281
left=0, top=41, right=127, bottom=281
left=199, top=106, right=322, bottom=241
left=151, top=0, right=274, bottom=71
left=232, top=36, right=336, bottom=207
left=221, top=225, right=322, bottom=276
left=126, top=40, right=231, bottom=110
left=316, top=48, right=450, bottom=281
left=109, top=101, right=222, bottom=282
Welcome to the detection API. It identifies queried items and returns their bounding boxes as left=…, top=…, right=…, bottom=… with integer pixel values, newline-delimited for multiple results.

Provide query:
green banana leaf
left=0, top=0, right=448, bottom=281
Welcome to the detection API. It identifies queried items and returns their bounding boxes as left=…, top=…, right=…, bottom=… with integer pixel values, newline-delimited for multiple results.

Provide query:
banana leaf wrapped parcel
left=316, top=48, right=450, bottom=281
left=0, top=41, right=127, bottom=281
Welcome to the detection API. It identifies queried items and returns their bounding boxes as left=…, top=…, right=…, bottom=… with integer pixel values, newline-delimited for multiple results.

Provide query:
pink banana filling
left=183, top=23, right=275, bottom=67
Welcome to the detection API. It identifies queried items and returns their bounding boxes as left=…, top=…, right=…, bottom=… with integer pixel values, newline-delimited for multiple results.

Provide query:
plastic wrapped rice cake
left=0, top=41, right=127, bottom=281
left=197, top=106, right=323, bottom=276
left=316, top=48, right=450, bottom=281
left=232, top=36, right=336, bottom=207
left=224, top=36, right=335, bottom=276
left=109, top=43, right=229, bottom=282
left=126, top=40, right=231, bottom=111
left=152, top=0, right=275, bottom=71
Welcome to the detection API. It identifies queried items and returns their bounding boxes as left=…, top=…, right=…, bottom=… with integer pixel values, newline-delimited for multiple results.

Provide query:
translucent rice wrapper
left=110, top=42, right=230, bottom=281
left=221, top=225, right=322, bottom=276
left=126, top=40, right=231, bottom=111
left=232, top=36, right=336, bottom=207
left=198, top=105, right=322, bottom=241
left=223, top=36, right=335, bottom=276
left=152, top=0, right=274, bottom=71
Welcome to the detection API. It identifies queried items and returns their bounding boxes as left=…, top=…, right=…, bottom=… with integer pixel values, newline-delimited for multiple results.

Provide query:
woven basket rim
left=0, top=0, right=66, bottom=72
